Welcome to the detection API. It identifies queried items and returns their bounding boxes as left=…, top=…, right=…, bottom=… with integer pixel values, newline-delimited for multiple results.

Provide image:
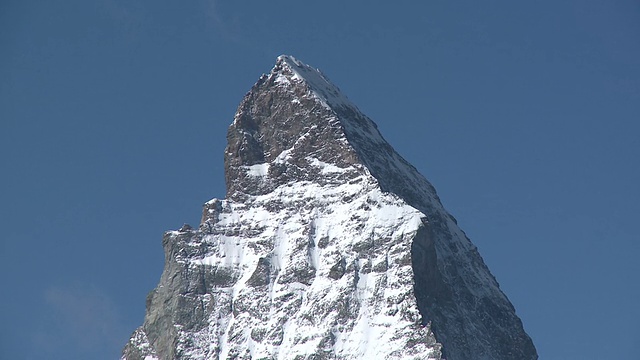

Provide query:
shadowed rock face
left=122, top=55, right=537, bottom=360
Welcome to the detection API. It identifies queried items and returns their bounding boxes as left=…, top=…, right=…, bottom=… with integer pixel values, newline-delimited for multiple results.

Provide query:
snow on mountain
left=122, top=55, right=537, bottom=360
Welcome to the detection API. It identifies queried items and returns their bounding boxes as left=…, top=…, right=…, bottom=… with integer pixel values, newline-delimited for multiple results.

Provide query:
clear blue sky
left=2, top=1, right=639, bottom=359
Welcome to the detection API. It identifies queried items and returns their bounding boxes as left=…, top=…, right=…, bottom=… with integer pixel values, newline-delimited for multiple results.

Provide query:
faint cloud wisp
left=202, top=0, right=244, bottom=43
left=31, top=284, right=128, bottom=360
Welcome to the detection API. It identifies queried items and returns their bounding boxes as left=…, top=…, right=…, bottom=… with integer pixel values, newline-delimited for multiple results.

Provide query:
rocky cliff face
left=122, top=55, right=537, bottom=360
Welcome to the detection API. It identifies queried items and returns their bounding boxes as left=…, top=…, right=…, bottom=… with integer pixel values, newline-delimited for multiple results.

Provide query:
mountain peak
left=223, top=56, right=368, bottom=202
left=225, top=55, right=423, bottom=206
left=123, top=56, right=537, bottom=360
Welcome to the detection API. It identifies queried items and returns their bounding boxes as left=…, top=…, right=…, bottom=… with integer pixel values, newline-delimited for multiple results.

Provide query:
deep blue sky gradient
left=2, top=1, right=639, bottom=359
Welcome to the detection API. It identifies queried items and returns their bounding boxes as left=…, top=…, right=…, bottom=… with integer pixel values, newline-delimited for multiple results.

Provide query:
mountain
left=122, top=55, right=537, bottom=360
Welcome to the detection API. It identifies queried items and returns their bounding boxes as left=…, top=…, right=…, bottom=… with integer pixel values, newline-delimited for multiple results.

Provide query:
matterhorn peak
left=123, top=56, right=537, bottom=360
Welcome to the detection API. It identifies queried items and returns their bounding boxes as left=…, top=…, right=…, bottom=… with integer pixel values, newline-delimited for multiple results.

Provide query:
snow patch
left=306, top=156, right=349, bottom=174
left=245, top=163, right=269, bottom=177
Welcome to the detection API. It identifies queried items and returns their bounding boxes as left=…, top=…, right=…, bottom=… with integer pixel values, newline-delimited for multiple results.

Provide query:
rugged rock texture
left=122, top=55, right=537, bottom=360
